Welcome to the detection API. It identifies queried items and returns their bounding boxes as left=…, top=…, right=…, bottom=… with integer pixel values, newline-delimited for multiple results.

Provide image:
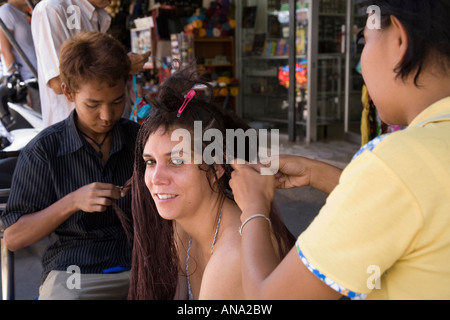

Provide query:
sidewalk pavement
left=1, top=138, right=360, bottom=300
left=275, top=137, right=360, bottom=236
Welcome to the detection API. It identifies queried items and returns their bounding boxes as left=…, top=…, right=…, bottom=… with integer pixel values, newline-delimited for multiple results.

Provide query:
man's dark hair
left=59, top=31, right=131, bottom=92
left=369, top=0, right=450, bottom=86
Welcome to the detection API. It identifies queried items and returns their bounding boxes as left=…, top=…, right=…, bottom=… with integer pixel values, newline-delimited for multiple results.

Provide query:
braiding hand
left=229, top=162, right=275, bottom=221
left=72, top=182, right=122, bottom=213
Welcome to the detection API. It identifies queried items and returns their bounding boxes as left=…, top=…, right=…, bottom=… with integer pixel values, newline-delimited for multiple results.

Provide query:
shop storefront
left=235, top=0, right=368, bottom=143
left=102, top=0, right=370, bottom=144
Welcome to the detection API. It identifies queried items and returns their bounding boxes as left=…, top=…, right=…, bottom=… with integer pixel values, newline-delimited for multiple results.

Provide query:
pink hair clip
left=177, top=90, right=196, bottom=118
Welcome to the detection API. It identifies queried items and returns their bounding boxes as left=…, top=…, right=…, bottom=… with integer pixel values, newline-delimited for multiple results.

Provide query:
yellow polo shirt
left=297, top=97, right=450, bottom=300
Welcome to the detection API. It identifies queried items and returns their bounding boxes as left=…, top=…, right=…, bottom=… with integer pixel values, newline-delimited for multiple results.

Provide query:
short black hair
left=368, top=0, right=450, bottom=86
left=59, top=31, right=131, bottom=93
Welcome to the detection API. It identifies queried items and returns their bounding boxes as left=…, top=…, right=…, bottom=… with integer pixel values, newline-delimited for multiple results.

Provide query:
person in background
left=119, top=67, right=296, bottom=300
left=230, top=0, right=450, bottom=300
left=0, top=0, right=40, bottom=112
left=0, top=31, right=139, bottom=299
left=31, top=0, right=151, bottom=127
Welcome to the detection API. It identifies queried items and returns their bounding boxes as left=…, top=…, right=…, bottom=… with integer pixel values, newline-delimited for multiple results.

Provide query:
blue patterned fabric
left=352, top=134, right=391, bottom=161
left=296, top=241, right=368, bottom=300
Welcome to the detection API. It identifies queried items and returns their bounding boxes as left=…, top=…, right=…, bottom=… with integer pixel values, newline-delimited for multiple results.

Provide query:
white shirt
left=31, top=0, right=111, bottom=127
left=0, top=3, right=37, bottom=80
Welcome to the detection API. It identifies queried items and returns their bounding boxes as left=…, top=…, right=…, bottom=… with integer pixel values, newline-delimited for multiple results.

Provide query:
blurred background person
left=32, top=0, right=150, bottom=127
left=0, top=0, right=40, bottom=113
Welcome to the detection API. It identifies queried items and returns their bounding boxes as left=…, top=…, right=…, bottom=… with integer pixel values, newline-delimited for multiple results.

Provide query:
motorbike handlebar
left=0, top=75, right=37, bottom=129
left=0, top=150, right=20, bottom=159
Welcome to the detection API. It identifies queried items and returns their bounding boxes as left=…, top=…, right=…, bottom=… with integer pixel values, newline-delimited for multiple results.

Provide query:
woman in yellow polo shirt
left=230, top=0, right=450, bottom=300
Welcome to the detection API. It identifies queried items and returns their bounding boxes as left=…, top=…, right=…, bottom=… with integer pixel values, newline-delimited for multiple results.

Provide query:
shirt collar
left=57, top=110, right=130, bottom=157
left=78, top=0, right=96, bottom=20
left=409, top=96, right=450, bottom=128
left=78, top=0, right=111, bottom=28
left=7, top=3, right=26, bottom=16
left=57, top=110, right=83, bottom=157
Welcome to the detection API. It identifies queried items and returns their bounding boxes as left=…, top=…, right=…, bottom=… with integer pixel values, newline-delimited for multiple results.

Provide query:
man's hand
left=274, top=155, right=313, bottom=190
left=128, top=51, right=152, bottom=74
left=48, top=76, right=63, bottom=95
left=72, top=182, right=122, bottom=213
left=3, top=182, right=124, bottom=252
left=275, top=155, right=343, bottom=194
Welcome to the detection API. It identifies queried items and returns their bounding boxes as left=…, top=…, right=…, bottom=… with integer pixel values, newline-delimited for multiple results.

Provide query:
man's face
left=89, top=0, right=111, bottom=9
left=63, top=80, right=126, bottom=138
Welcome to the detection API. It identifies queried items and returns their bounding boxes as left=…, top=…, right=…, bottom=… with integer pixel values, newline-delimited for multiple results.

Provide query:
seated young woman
left=121, top=67, right=296, bottom=300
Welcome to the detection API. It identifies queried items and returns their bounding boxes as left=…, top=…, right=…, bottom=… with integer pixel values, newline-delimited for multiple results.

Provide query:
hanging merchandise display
left=105, top=0, right=121, bottom=18
left=131, top=16, right=154, bottom=68
left=129, top=74, right=152, bottom=124
left=184, top=0, right=236, bottom=38
left=278, top=60, right=308, bottom=89
left=171, top=32, right=195, bottom=68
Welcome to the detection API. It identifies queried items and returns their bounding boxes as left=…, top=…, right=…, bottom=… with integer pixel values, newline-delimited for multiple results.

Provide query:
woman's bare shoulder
left=199, top=207, right=243, bottom=299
